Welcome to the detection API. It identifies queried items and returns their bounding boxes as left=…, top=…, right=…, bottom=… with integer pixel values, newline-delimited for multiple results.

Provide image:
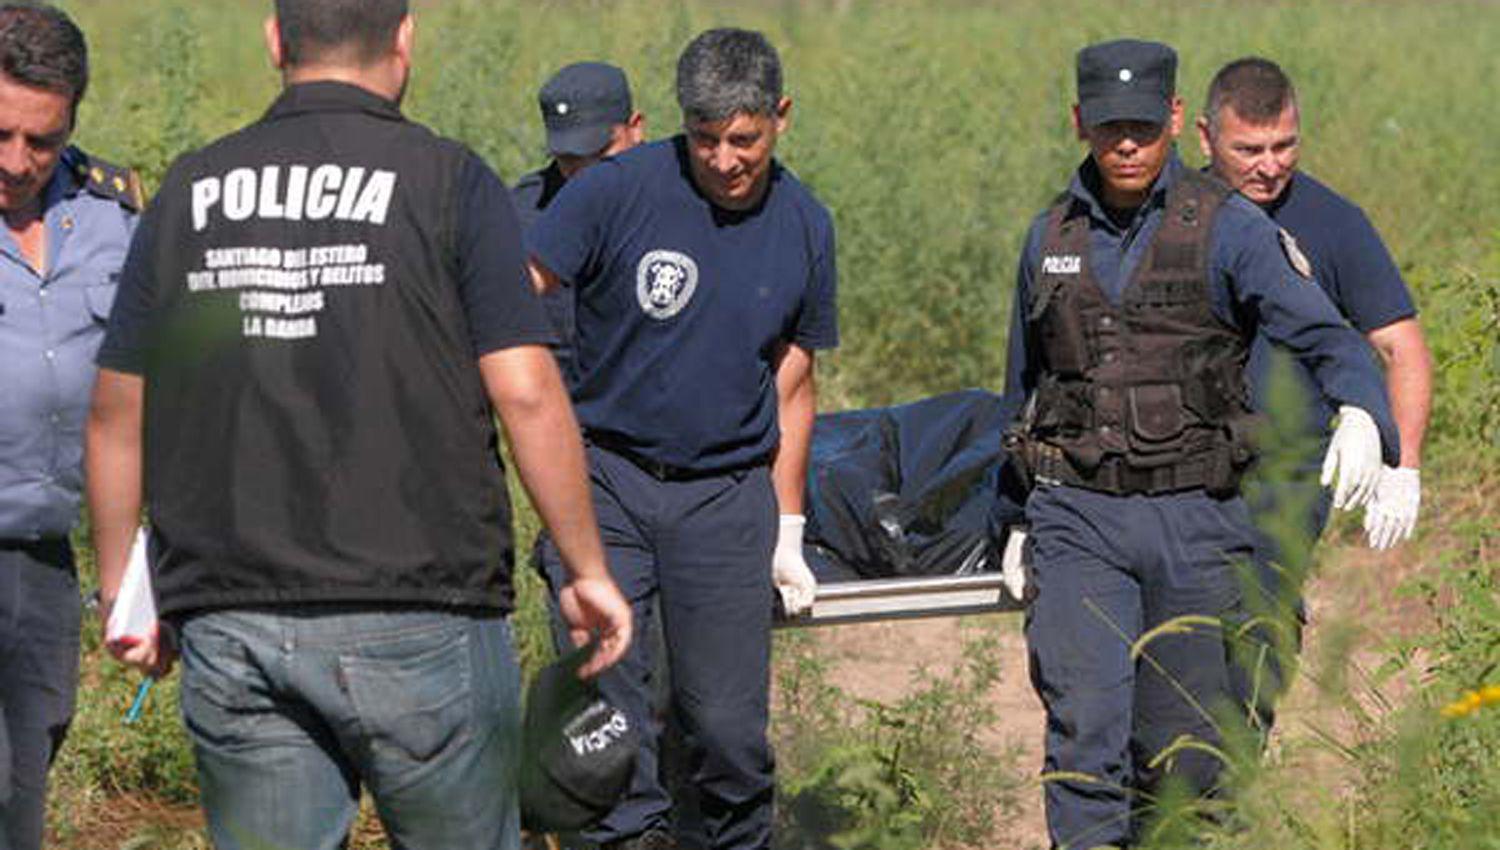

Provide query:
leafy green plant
left=773, top=624, right=1025, bottom=850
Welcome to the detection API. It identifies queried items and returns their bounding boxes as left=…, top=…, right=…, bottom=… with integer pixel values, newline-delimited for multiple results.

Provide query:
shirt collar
left=1067, top=149, right=1184, bottom=228
left=1264, top=169, right=1299, bottom=216
left=263, top=80, right=405, bottom=123
left=53, top=145, right=87, bottom=202
left=669, top=134, right=784, bottom=221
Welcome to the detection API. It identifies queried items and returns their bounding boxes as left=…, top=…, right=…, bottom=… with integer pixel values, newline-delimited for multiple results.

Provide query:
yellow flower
left=1441, top=684, right=1500, bottom=719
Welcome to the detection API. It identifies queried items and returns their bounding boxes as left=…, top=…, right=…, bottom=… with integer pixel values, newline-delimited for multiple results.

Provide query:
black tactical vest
left=1016, top=170, right=1257, bottom=496
left=136, top=83, right=519, bottom=616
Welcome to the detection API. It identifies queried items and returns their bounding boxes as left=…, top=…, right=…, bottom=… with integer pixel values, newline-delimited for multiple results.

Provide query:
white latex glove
left=1000, top=527, right=1030, bottom=604
left=1364, top=466, right=1421, bottom=550
left=1320, top=406, right=1383, bottom=511
left=773, top=514, right=817, bottom=617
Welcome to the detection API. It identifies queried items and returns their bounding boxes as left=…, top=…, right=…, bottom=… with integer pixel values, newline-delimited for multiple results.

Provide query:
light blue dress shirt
left=0, top=147, right=137, bottom=539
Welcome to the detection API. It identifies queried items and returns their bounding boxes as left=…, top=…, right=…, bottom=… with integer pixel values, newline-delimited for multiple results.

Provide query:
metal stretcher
left=775, top=572, right=1024, bottom=628
left=772, top=389, right=1030, bottom=628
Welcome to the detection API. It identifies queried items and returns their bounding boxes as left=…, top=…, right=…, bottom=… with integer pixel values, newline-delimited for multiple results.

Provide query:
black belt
left=1030, top=443, right=1232, bottom=496
left=587, top=433, right=767, bottom=482
left=0, top=536, right=74, bottom=565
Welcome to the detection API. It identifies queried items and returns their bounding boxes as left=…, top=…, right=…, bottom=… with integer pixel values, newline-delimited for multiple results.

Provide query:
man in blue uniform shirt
left=1196, top=56, right=1434, bottom=734
left=528, top=27, right=837, bottom=850
left=0, top=6, right=139, bottom=848
left=513, top=61, right=645, bottom=386
left=513, top=62, right=644, bottom=233
left=1003, top=39, right=1399, bottom=848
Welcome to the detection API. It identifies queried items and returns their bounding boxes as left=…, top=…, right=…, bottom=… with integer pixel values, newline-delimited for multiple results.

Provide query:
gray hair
left=1203, top=56, right=1298, bottom=135
left=676, top=28, right=782, bottom=123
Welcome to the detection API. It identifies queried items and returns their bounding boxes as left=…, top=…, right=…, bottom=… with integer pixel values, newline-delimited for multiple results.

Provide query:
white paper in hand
left=105, top=528, right=156, bottom=645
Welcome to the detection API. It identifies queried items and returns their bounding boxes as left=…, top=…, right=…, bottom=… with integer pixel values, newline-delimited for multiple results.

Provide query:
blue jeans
left=178, top=606, right=522, bottom=850
left=0, top=539, right=80, bottom=850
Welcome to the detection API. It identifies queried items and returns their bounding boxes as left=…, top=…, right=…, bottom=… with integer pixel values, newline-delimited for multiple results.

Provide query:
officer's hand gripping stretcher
left=782, top=376, right=1402, bottom=627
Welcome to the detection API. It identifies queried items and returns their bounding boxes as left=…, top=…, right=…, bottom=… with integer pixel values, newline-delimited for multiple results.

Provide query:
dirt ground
left=51, top=523, right=1437, bottom=850
left=806, top=528, right=1438, bottom=850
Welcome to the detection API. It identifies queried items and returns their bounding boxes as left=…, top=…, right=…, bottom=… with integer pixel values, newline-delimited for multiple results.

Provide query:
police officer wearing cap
left=1195, top=57, right=1433, bottom=736
left=513, top=61, right=644, bottom=387
left=0, top=6, right=139, bottom=848
left=514, top=62, right=645, bottom=231
left=528, top=27, right=836, bottom=850
left=1003, top=39, right=1400, bottom=847
left=86, top=1, right=631, bottom=848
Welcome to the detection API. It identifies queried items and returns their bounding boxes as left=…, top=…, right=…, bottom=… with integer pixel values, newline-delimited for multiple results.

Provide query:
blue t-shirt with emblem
left=1246, top=170, right=1415, bottom=457
left=528, top=136, right=839, bottom=472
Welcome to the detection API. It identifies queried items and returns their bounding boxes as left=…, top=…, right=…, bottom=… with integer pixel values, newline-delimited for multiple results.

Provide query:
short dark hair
left=1204, top=56, right=1297, bottom=134
left=676, top=28, right=783, bottom=124
left=0, top=2, right=87, bottom=111
left=274, top=0, right=407, bottom=67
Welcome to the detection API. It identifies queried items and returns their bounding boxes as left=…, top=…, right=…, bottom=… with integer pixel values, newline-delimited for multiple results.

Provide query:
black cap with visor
left=538, top=62, right=633, bottom=157
left=1076, top=39, right=1177, bottom=128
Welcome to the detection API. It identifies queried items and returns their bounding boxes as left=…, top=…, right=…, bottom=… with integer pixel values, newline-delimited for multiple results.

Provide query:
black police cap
left=519, top=641, right=639, bottom=833
left=1076, top=39, right=1177, bottom=128
left=538, top=62, right=633, bottom=157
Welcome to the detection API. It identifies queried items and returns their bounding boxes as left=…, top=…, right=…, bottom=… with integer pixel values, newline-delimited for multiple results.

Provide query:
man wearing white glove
left=528, top=29, right=837, bottom=850
left=999, top=527, right=1032, bottom=605
left=1003, top=41, right=1405, bottom=849
left=1320, top=405, right=1385, bottom=511
left=1365, top=466, right=1421, bottom=550
left=1200, top=57, right=1432, bottom=741
left=773, top=515, right=817, bottom=616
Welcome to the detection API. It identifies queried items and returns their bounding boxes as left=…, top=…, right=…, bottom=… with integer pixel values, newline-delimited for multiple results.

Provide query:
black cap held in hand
left=538, top=62, right=633, bottom=157
left=519, top=642, right=639, bottom=833
left=1076, top=39, right=1177, bottom=128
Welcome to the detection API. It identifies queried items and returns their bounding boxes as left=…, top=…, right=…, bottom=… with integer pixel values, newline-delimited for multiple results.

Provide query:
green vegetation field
left=47, top=0, right=1498, bottom=848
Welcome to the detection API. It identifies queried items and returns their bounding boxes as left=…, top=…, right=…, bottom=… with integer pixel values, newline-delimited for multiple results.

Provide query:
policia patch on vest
left=1278, top=227, right=1313, bottom=280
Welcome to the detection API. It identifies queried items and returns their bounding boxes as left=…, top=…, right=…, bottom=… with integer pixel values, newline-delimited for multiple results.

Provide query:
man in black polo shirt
left=85, top=2, right=631, bottom=849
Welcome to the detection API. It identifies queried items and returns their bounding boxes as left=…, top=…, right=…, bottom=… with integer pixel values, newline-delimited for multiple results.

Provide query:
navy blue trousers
left=539, top=446, right=777, bottom=850
left=1234, top=470, right=1332, bottom=738
left=1025, top=485, right=1257, bottom=849
left=0, top=539, right=80, bottom=850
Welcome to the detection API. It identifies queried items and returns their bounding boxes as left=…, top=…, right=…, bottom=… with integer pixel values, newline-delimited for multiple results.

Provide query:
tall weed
left=772, top=623, right=1025, bottom=850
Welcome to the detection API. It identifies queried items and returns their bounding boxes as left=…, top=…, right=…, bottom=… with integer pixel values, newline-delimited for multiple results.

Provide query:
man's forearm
left=480, top=347, right=607, bottom=582
left=1387, top=357, right=1431, bottom=468
left=772, top=346, right=816, bottom=515
left=85, top=370, right=145, bottom=608
left=1369, top=319, right=1433, bottom=468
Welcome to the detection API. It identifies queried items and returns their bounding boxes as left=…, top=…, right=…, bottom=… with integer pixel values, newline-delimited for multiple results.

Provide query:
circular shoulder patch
left=1278, top=227, right=1313, bottom=280
left=636, top=250, right=699, bottom=320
